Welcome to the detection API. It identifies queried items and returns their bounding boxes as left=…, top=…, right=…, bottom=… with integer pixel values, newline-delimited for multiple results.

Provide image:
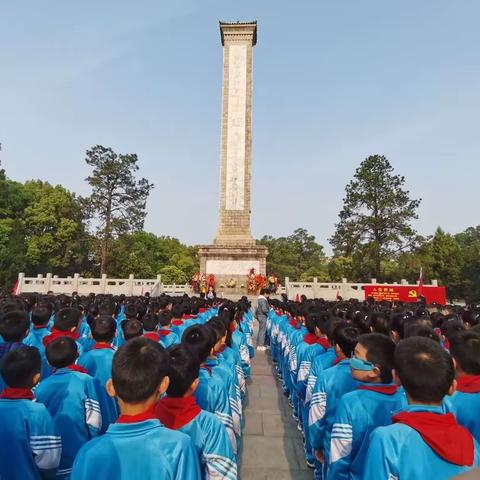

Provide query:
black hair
left=333, top=326, right=359, bottom=358
left=207, top=317, right=227, bottom=342
left=46, top=337, right=79, bottom=368
left=0, top=311, right=30, bottom=342
left=31, top=306, right=51, bottom=327
left=0, top=347, right=41, bottom=388
left=171, top=304, right=183, bottom=319
left=394, top=337, right=454, bottom=403
left=449, top=331, right=480, bottom=375
left=166, top=344, right=200, bottom=397
left=124, top=304, right=138, bottom=320
left=158, top=311, right=173, bottom=327
left=358, top=333, right=396, bottom=383
left=369, top=312, right=391, bottom=337
left=182, top=325, right=216, bottom=363
left=122, top=320, right=143, bottom=341
left=390, top=313, right=407, bottom=339
left=440, top=317, right=465, bottom=340
left=142, top=313, right=159, bottom=333
left=260, top=288, right=269, bottom=296
left=112, top=337, right=169, bottom=403
left=54, top=307, right=81, bottom=332
left=92, top=315, right=116, bottom=343
left=404, top=323, right=440, bottom=343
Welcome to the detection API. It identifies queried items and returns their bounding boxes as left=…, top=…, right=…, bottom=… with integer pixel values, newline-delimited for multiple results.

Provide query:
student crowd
left=0, top=293, right=256, bottom=479
left=265, top=296, right=480, bottom=479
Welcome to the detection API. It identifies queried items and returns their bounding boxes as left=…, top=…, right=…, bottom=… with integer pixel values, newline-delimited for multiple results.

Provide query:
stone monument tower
left=199, top=21, right=268, bottom=290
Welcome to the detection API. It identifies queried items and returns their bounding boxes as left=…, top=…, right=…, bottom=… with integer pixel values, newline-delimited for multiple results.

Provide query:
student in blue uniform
left=328, top=333, right=407, bottom=480
left=78, top=315, right=119, bottom=431
left=158, top=310, right=180, bottom=348
left=363, top=337, right=480, bottom=480
left=36, top=337, right=102, bottom=479
left=121, top=319, right=143, bottom=341
left=0, top=347, right=61, bottom=480
left=156, top=344, right=237, bottom=480
left=24, top=306, right=52, bottom=350
left=71, top=337, right=200, bottom=480
left=0, top=310, right=30, bottom=361
left=182, top=324, right=237, bottom=454
left=141, top=312, right=161, bottom=342
left=444, top=331, right=480, bottom=442
left=309, top=325, right=360, bottom=478
left=42, top=308, right=86, bottom=355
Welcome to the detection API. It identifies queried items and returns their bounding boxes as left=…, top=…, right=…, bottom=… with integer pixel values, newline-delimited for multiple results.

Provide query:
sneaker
left=306, top=460, right=315, bottom=469
left=256, top=346, right=266, bottom=352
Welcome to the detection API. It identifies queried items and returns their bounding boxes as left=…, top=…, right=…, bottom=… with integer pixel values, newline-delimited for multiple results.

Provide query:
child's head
left=46, top=337, right=79, bottom=369
left=165, top=344, right=200, bottom=398
left=206, top=317, right=227, bottom=352
left=108, top=337, right=169, bottom=406
left=125, top=304, right=138, bottom=321
left=182, top=325, right=215, bottom=363
left=122, top=320, right=143, bottom=341
left=31, top=306, right=52, bottom=327
left=54, top=307, right=81, bottom=332
left=449, top=331, right=480, bottom=375
left=92, top=315, right=116, bottom=343
left=351, top=333, right=396, bottom=384
left=333, top=325, right=360, bottom=358
left=369, top=312, right=391, bottom=337
left=158, top=311, right=173, bottom=327
left=142, top=313, right=159, bottom=333
left=0, top=311, right=30, bottom=342
left=394, top=337, right=455, bottom=405
left=1, top=347, right=41, bottom=388
left=171, top=303, right=183, bottom=320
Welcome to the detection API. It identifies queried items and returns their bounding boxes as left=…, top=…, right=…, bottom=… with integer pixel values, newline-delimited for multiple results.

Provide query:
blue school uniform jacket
left=305, top=348, right=337, bottom=404
left=159, top=329, right=180, bottom=349
left=308, top=359, right=359, bottom=459
left=71, top=418, right=200, bottom=480
left=0, top=396, right=61, bottom=480
left=445, top=390, right=480, bottom=442
left=195, top=366, right=237, bottom=454
left=35, top=368, right=102, bottom=478
left=77, top=345, right=119, bottom=430
left=327, top=384, right=407, bottom=480
left=363, top=405, right=480, bottom=480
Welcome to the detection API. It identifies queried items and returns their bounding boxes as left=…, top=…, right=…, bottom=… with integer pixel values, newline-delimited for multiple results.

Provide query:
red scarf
left=456, top=375, right=480, bottom=393
left=358, top=384, right=398, bottom=395
left=93, top=342, right=114, bottom=350
left=0, top=387, right=34, bottom=400
left=33, top=325, right=48, bottom=330
left=158, top=329, right=172, bottom=337
left=333, top=356, right=343, bottom=366
left=217, top=344, right=227, bottom=354
left=155, top=396, right=201, bottom=430
left=171, top=319, right=183, bottom=326
left=304, top=333, right=330, bottom=349
left=393, top=411, right=474, bottom=466
left=229, top=323, right=237, bottom=333
left=65, top=365, right=88, bottom=374
left=198, top=308, right=207, bottom=314
left=144, top=332, right=160, bottom=342
left=117, top=405, right=157, bottom=424
left=200, top=364, right=212, bottom=375
left=43, top=328, right=79, bottom=347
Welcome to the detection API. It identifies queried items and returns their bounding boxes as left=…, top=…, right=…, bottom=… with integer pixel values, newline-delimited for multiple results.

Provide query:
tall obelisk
left=199, top=21, right=267, bottom=291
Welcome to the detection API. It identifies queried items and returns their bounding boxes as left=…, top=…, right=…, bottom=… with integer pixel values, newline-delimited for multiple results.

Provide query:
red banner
left=364, top=285, right=447, bottom=305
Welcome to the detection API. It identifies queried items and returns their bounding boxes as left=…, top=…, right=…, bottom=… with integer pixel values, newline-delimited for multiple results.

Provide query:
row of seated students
left=266, top=298, right=480, bottom=480
left=0, top=292, right=256, bottom=479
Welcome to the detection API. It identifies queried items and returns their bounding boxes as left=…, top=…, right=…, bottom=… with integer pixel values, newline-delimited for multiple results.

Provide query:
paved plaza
left=240, top=350, right=312, bottom=480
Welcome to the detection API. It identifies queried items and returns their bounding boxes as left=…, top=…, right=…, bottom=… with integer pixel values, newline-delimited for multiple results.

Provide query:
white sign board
left=206, top=259, right=260, bottom=276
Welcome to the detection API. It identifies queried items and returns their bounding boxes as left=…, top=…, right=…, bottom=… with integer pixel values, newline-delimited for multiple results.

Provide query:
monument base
left=198, top=244, right=268, bottom=294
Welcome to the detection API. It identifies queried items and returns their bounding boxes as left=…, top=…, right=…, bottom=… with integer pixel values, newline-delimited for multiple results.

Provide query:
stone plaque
left=225, top=44, right=247, bottom=211
left=206, top=259, right=260, bottom=276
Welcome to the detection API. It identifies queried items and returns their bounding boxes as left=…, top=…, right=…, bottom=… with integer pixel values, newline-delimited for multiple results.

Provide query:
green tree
left=160, top=265, right=188, bottom=284
left=330, top=155, right=421, bottom=279
left=84, top=145, right=154, bottom=274
left=22, top=181, right=91, bottom=275
left=455, top=226, right=480, bottom=303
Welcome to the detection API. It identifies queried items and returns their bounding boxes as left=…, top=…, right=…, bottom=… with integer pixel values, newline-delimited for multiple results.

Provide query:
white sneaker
left=256, top=346, right=266, bottom=351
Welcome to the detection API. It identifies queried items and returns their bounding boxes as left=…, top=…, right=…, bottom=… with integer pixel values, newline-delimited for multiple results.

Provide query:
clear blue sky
left=1, top=1, right=479, bottom=253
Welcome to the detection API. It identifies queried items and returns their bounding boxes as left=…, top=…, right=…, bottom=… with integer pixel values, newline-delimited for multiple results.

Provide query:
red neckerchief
left=33, top=325, right=48, bottom=330
left=182, top=314, right=193, bottom=320
left=198, top=308, right=207, bottom=314
left=303, top=333, right=329, bottom=349
left=158, top=329, right=171, bottom=337
left=358, top=384, right=398, bottom=395
left=65, top=365, right=88, bottom=374
left=443, top=338, right=450, bottom=351
left=457, top=375, right=480, bottom=393
left=217, top=344, right=227, bottom=354
left=43, top=328, right=79, bottom=346
left=144, top=332, right=160, bottom=342
left=200, top=364, right=212, bottom=375
left=155, top=396, right=201, bottom=430
left=0, top=387, right=34, bottom=400
left=93, top=342, right=114, bottom=350
left=230, top=323, right=237, bottom=333
left=171, top=319, right=183, bottom=326
left=333, top=356, right=343, bottom=366
left=392, top=411, right=474, bottom=466
left=117, top=405, right=157, bottom=424
left=289, top=318, right=298, bottom=328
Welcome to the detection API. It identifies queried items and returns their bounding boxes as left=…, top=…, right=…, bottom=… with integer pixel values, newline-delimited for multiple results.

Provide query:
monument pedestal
left=199, top=244, right=268, bottom=293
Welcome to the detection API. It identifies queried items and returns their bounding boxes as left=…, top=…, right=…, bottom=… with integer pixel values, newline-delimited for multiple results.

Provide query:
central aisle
left=239, top=350, right=312, bottom=480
